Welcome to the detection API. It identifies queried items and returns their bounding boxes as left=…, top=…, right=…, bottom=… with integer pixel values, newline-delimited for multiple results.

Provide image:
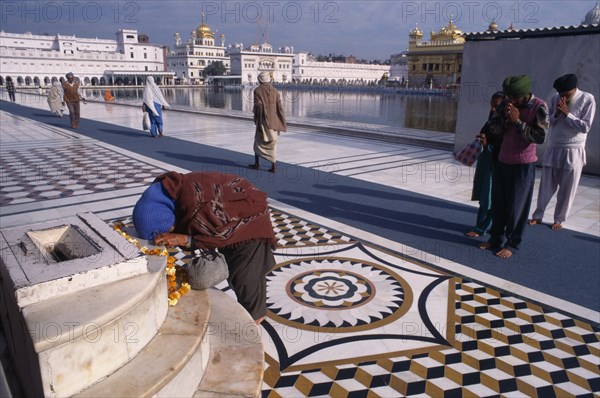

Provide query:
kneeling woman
left=133, top=171, right=276, bottom=324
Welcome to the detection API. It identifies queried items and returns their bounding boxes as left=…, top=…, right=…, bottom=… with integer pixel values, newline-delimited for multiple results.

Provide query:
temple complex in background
left=0, top=29, right=172, bottom=86
left=1, top=3, right=598, bottom=88
left=292, top=52, right=391, bottom=85
left=406, top=20, right=465, bottom=88
left=166, top=13, right=230, bottom=85
left=227, top=42, right=294, bottom=85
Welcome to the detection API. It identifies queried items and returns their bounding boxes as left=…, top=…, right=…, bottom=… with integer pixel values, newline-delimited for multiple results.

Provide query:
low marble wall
left=455, top=33, right=599, bottom=175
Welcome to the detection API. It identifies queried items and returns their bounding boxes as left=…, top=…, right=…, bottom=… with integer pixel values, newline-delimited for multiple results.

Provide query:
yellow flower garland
left=113, top=223, right=191, bottom=306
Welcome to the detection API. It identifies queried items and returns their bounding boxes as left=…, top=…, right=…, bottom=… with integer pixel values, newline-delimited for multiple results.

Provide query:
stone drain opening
left=26, top=225, right=100, bottom=263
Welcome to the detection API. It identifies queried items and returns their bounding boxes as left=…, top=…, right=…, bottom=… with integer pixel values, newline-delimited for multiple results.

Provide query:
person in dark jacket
left=133, top=171, right=276, bottom=324
left=250, top=71, right=287, bottom=173
left=5, top=77, right=16, bottom=102
left=465, top=91, right=505, bottom=238
left=478, top=75, right=549, bottom=258
left=62, top=72, right=86, bottom=128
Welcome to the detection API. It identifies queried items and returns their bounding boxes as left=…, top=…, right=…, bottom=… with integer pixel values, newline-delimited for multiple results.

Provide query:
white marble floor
left=3, top=92, right=598, bottom=237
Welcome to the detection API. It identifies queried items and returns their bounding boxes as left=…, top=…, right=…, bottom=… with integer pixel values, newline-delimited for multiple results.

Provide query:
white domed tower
left=165, top=10, right=230, bottom=85
left=582, top=1, right=600, bottom=25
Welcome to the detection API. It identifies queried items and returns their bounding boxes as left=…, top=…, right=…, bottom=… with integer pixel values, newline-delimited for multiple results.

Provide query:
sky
left=0, top=0, right=597, bottom=60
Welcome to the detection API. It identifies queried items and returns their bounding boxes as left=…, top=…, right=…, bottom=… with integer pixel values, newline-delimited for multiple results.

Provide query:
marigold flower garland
left=113, top=223, right=191, bottom=306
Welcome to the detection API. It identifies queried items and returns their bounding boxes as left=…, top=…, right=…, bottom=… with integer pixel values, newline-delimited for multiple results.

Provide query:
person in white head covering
left=142, top=76, right=170, bottom=137
left=250, top=71, right=287, bottom=172
left=47, top=81, right=64, bottom=117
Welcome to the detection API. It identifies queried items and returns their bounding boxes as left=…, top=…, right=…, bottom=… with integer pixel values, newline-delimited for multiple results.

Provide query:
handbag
left=142, top=111, right=150, bottom=131
left=186, top=249, right=229, bottom=290
left=455, top=138, right=483, bottom=166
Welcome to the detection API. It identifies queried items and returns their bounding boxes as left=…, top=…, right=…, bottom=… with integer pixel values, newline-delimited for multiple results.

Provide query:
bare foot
left=479, top=241, right=495, bottom=250
left=551, top=222, right=563, bottom=231
left=254, top=316, right=265, bottom=325
left=495, top=248, right=513, bottom=258
left=528, top=219, right=542, bottom=225
left=465, top=231, right=480, bottom=238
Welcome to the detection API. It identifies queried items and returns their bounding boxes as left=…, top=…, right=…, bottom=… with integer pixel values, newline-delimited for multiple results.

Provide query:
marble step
left=77, top=288, right=265, bottom=398
left=76, top=288, right=211, bottom=397
left=194, top=289, right=265, bottom=398
left=21, top=256, right=168, bottom=397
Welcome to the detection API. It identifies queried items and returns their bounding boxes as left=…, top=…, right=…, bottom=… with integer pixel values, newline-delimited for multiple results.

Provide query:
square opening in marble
left=26, top=225, right=101, bottom=263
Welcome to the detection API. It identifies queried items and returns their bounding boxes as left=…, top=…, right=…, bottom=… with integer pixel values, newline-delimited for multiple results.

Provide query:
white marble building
left=166, top=15, right=230, bottom=84
left=389, top=53, right=409, bottom=84
left=292, top=52, right=391, bottom=84
left=0, top=29, right=170, bottom=86
left=227, top=42, right=294, bottom=84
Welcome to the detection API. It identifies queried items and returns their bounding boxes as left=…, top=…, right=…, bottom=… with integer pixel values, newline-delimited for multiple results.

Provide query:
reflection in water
left=85, top=87, right=458, bottom=133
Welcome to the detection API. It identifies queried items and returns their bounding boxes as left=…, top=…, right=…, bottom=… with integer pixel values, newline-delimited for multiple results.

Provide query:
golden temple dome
left=409, top=24, right=423, bottom=36
left=196, top=13, right=214, bottom=39
left=488, top=20, right=498, bottom=31
left=430, top=20, right=464, bottom=42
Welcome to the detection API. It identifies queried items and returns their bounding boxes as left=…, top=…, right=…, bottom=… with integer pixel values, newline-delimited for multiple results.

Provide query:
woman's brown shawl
left=156, top=171, right=275, bottom=249
left=253, top=83, right=287, bottom=132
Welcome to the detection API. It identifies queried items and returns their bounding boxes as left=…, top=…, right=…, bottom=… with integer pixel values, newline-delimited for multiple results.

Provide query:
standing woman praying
left=47, top=81, right=64, bottom=118
left=142, top=76, right=170, bottom=138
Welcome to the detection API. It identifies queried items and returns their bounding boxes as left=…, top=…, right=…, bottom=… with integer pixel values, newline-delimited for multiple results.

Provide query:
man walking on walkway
left=250, top=71, right=287, bottom=173
left=62, top=72, right=86, bottom=128
left=529, top=74, right=596, bottom=230
left=479, top=75, right=549, bottom=258
left=5, top=77, right=16, bottom=102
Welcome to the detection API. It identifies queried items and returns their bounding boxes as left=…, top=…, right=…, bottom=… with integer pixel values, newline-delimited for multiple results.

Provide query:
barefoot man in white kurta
left=529, top=74, right=596, bottom=231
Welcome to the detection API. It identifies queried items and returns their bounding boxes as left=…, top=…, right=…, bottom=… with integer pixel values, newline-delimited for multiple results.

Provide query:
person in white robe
left=142, top=76, right=170, bottom=138
left=529, top=74, right=596, bottom=230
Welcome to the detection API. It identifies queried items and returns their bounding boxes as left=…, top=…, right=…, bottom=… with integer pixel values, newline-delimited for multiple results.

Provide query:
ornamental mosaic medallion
left=267, top=257, right=411, bottom=332
left=264, top=242, right=454, bottom=371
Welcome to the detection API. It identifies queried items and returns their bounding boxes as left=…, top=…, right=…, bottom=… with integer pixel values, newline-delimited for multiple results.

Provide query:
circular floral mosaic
left=267, top=257, right=412, bottom=332
left=287, top=269, right=375, bottom=309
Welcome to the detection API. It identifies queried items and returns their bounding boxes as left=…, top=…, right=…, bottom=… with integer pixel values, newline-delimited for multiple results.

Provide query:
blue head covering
left=133, top=182, right=176, bottom=240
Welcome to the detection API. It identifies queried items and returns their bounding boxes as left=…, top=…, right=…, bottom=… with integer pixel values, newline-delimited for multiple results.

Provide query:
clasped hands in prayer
left=506, top=103, right=521, bottom=124
left=154, top=232, right=190, bottom=248
left=555, top=97, right=569, bottom=116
